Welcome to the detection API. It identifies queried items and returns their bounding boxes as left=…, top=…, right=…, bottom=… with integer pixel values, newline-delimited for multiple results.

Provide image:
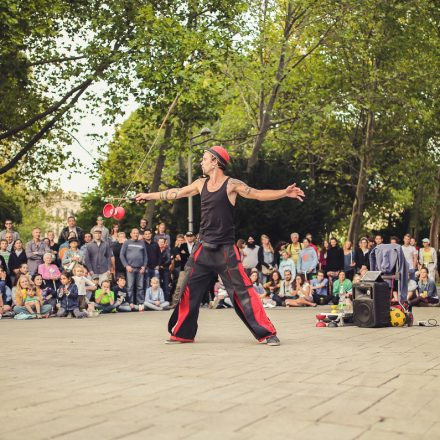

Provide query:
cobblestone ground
left=1, top=306, right=440, bottom=440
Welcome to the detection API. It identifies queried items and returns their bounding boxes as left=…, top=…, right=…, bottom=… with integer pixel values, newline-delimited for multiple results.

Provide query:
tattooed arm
left=229, top=179, right=305, bottom=202
left=135, top=179, right=203, bottom=203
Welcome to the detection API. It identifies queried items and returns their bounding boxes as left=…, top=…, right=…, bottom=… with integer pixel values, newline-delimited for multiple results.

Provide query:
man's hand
left=140, top=266, right=145, bottom=274
left=134, top=193, right=153, bottom=203
left=285, top=183, right=305, bottom=201
left=126, top=265, right=133, bottom=273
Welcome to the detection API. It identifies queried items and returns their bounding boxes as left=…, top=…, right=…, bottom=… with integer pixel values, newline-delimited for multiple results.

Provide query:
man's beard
left=247, top=242, right=256, bottom=249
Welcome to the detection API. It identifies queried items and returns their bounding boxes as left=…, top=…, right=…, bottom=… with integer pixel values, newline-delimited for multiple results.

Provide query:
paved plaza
left=1, top=307, right=440, bottom=440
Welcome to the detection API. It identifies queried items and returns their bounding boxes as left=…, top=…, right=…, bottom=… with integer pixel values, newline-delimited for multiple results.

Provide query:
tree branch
left=26, top=55, right=87, bottom=67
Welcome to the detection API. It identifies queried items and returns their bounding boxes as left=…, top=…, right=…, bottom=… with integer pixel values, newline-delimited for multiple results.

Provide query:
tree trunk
left=144, top=122, right=172, bottom=225
left=409, top=185, right=423, bottom=240
left=429, top=167, right=440, bottom=250
left=347, top=110, right=374, bottom=243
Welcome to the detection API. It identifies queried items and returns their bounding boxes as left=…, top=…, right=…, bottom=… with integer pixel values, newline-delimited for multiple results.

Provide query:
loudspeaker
left=353, top=280, right=390, bottom=328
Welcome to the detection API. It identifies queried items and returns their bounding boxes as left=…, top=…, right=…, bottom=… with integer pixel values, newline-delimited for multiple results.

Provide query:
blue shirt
left=310, top=278, right=328, bottom=296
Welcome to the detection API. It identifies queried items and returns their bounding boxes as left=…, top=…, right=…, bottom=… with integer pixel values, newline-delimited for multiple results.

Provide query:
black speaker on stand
left=353, top=271, right=390, bottom=328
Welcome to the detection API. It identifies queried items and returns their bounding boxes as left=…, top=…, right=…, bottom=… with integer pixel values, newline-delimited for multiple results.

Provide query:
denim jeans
left=126, top=268, right=145, bottom=304
left=144, top=268, right=159, bottom=291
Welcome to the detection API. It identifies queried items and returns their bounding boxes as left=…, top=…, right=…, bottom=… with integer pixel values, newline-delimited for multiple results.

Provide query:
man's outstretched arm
left=230, top=179, right=305, bottom=202
left=135, top=179, right=201, bottom=202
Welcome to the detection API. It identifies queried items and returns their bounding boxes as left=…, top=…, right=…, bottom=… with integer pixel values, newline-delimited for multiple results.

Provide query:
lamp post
left=188, top=127, right=212, bottom=232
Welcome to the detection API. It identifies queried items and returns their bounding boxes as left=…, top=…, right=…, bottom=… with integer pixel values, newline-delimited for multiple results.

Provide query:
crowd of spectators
left=0, top=216, right=438, bottom=319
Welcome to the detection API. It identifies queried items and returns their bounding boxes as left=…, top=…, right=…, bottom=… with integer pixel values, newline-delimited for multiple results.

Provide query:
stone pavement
left=1, top=306, right=440, bottom=440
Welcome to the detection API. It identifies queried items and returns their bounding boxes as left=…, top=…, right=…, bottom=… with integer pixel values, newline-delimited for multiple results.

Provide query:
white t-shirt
left=73, top=276, right=95, bottom=296
left=401, top=245, right=417, bottom=270
left=242, top=245, right=260, bottom=269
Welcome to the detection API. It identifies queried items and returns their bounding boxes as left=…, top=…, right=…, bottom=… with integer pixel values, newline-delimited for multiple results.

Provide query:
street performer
left=135, top=146, right=305, bottom=346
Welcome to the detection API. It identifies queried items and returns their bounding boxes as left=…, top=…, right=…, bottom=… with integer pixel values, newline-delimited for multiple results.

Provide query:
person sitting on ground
left=14, top=275, right=52, bottom=317
left=332, top=271, right=353, bottom=306
left=408, top=267, right=439, bottom=307
left=94, top=279, right=118, bottom=314
left=272, top=269, right=296, bottom=306
left=113, top=275, right=132, bottom=312
left=297, top=237, right=318, bottom=279
left=62, top=237, right=85, bottom=271
left=73, top=264, right=96, bottom=311
left=310, top=270, right=330, bottom=305
left=285, top=274, right=316, bottom=307
left=257, top=234, right=275, bottom=282
left=278, top=250, right=296, bottom=279
left=32, top=274, right=56, bottom=314
left=144, top=276, right=170, bottom=311
left=38, top=252, right=61, bottom=291
left=57, top=271, right=87, bottom=318
left=0, top=267, right=12, bottom=315
left=211, top=275, right=233, bottom=308
left=287, top=232, right=302, bottom=271
left=264, top=270, right=281, bottom=298
left=24, top=286, right=43, bottom=318
left=249, top=269, right=265, bottom=297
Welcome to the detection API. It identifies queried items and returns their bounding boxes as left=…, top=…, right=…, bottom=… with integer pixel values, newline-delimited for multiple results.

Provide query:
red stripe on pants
left=171, top=244, right=203, bottom=337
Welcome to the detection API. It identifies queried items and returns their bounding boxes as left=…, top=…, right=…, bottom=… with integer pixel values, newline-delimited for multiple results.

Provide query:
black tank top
left=199, top=177, right=235, bottom=245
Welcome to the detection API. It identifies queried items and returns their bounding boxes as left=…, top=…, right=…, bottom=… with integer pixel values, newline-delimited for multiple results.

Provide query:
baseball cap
left=97, top=216, right=103, bottom=221
left=185, top=231, right=195, bottom=236
left=93, top=227, right=102, bottom=232
left=422, top=238, right=430, bottom=243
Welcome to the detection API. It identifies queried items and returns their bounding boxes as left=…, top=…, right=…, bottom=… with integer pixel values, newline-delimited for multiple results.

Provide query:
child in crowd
left=18, top=263, right=30, bottom=278
left=72, top=264, right=96, bottom=311
left=94, top=279, right=118, bottom=313
left=24, top=287, right=42, bottom=317
left=144, top=277, right=170, bottom=311
left=32, top=273, right=56, bottom=313
left=113, top=275, right=131, bottom=312
left=57, top=271, right=87, bottom=318
left=278, top=251, right=296, bottom=279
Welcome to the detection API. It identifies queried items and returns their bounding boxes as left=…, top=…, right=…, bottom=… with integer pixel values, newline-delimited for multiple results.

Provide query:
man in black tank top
left=135, top=146, right=305, bottom=346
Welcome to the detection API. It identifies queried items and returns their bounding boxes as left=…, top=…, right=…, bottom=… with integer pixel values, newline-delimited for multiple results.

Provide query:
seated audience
left=38, top=252, right=61, bottom=291
left=310, top=270, right=330, bottom=305
left=408, top=267, right=439, bottom=306
left=94, top=279, right=119, bottom=314
left=144, top=277, right=170, bottom=311
left=73, top=264, right=96, bottom=311
left=33, top=274, right=56, bottom=313
left=285, top=274, right=316, bottom=307
left=272, top=269, right=296, bottom=306
left=14, top=275, right=52, bottom=317
left=332, top=271, right=353, bottom=306
left=57, top=271, right=87, bottom=318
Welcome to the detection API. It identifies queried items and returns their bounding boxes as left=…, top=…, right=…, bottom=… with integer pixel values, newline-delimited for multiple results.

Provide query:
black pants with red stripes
left=168, top=242, right=277, bottom=342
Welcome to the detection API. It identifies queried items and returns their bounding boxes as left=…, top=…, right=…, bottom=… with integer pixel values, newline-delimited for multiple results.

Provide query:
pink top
left=38, top=263, right=61, bottom=280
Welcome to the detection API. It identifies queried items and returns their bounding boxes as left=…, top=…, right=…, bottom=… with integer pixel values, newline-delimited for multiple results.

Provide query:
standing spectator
left=390, top=236, right=399, bottom=244
left=120, top=228, right=147, bottom=308
left=144, top=277, right=170, bottom=311
left=236, top=239, right=246, bottom=261
left=319, top=240, right=329, bottom=272
left=354, top=237, right=370, bottom=272
left=91, top=216, right=110, bottom=242
left=72, top=264, right=96, bottom=311
left=45, top=231, right=60, bottom=262
left=402, top=234, right=418, bottom=281
left=374, top=234, right=384, bottom=247
left=297, top=238, right=318, bottom=279
left=58, top=231, right=77, bottom=262
left=287, top=232, right=303, bottom=271
left=305, top=233, right=319, bottom=256
left=419, top=238, right=437, bottom=281
left=26, top=228, right=50, bottom=276
left=4, top=232, right=14, bottom=252
left=278, top=250, right=296, bottom=279
left=343, top=241, right=356, bottom=280
left=8, top=239, right=27, bottom=283
left=310, top=270, right=330, bottom=305
left=410, top=237, right=419, bottom=251
left=154, top=222, right=171, bottom=245
left=57, top=271, right=87, bottom=318
left=257, top=234, right=275, bottom=282
left=274, top=241, right=288, bottom=267
left=38, top=252, right=61, bottom=291
left=143, top=229, right=161, bottom=289
left=81, top=232, right=93, bottom=250
left=58, top=216, right=85, bottom=246
left=242, top=236, right=260, bottom=275
left=110, top=224, right=120, bottom=242
left=111, top=231, right=127, bottom=279
left=83, top=228, right=112, bottom=285
left=139, top=218, right=149, bottom=236
left=326, top=237, right=344, bottom=280
left=0, top=239, right=10, bottom=271
left=0, top=219, right=20, bottom=241
left=62, top=237, right=85, bottom=271
left=158, top=237, right=171, bottom=301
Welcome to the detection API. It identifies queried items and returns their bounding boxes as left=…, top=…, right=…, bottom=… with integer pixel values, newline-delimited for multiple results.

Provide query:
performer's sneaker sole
left=265, top=336, right=281, bottom=346
left=164, top=339, right=193, bottom=344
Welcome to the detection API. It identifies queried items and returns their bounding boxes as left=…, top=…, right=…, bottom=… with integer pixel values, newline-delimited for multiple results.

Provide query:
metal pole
left=188, top=151, right=193, bottom=232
